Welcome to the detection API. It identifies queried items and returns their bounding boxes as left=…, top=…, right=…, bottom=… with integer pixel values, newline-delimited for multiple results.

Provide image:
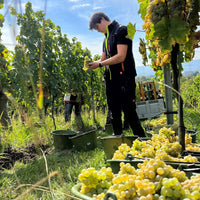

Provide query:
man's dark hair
left=89, top=12, right=110, bottom=30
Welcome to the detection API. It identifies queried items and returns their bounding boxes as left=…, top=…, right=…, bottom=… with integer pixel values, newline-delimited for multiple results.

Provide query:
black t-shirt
left=103, top=20, right=137, bottom=81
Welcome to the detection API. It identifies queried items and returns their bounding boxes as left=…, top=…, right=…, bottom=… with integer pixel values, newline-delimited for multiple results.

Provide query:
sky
left=1, top=0, right=200, bottom=68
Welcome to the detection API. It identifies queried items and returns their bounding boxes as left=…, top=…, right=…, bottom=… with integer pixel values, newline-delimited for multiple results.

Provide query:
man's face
left=94, top=18, right=107, bottom=34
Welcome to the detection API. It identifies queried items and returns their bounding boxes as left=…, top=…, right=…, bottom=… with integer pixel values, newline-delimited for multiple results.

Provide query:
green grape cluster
left=112, top=143, right=131, bottom=160
left=83, top=56, right=91, bottom=71
left=139, top=38, right=148, bottom=65
left=108, top=159, right=188, bottom=199
left=158, top=127, right=176, bottom=142
left=138, top=159, right=187, bottom=183
left=140, top=0, right=200, bottom=68
left=148, top=118, right=167, bottom=127
left=147, top=0, right=168, bottom=24
left=167, top=0, right=185, bottom=18
left=186, top=142, right=200, bottom=151
left=179, top=154, right=198, bottom=162
left=129, top=139, right=155, bottom=159
left=185, top=133, right=192, bottom=144
left=161, top=177, right=189, bottom=199
left=160, top=141, right=182, bottom=157
left=140, top=145, right=156, bottom=158
left=78, top=167, right=114, bottom=198
left=155, top=151, right=175, bottom=161
left=131, top=139, right=147, bottom=152
left=108, top=162, right=156, bottom=200
left=186, top=0, right=200, bottom=30
left=150, top=135, right=170, bottom=151
left=112, top=127, right=200, bottom=163
left=182, top=174, right=200, bottom=200
left=119, top=162, right=136, bottom=175
left=110, top=175, right=137, bottom=199
left=77, top=159, right=200, bottom=200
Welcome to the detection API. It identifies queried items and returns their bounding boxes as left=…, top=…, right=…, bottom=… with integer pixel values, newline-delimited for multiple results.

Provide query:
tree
left=137, top=0, right=200, bottom=150
left=0, top=0, right=13, bottom=129
left=3, top=1, right=106, bottom=130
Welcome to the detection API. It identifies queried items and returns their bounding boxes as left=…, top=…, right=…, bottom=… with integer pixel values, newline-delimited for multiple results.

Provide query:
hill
left=136, top=59, right=200, bottom=77
left=182, top=59, right=200, bottom=75
left=136, top=65, right=154, bottom=78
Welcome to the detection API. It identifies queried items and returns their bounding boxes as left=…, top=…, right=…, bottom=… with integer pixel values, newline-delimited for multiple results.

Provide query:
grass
left=1, top=148, right=105, bottom=200
left=0, top=111, right=111, bottom=200
left=0, top=109, right=200, bottom=199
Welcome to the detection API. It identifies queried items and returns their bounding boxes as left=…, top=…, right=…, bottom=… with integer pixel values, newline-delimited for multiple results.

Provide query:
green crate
left=107, top=157, right=200, bottom=175
left=70, top=129, right=97, bottom=151
left=51, top=129, right=76, bottom=151
left=71, top=183, right=118, bottom=200
left=107, top=159, right=144, bottom=174
left=71, top=183, right=93, bottom=200
left=101, top=135, right=138, bottom=159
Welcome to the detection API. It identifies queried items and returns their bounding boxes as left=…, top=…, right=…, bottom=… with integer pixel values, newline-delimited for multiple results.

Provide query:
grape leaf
left=154, top=17, right=169, bottom=40
left=126, top=22, right=136, bottom=40
left=154, top=17, right=189, bottom=51
left=158, top=37, right=174, bottom=53
left=137, top=0, right=151, bottom=20
left=168, top=18, right=189, bottom=44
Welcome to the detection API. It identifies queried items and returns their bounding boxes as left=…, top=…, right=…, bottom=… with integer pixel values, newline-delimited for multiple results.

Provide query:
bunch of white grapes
left=83, top=56, right=91, bottom=71
left=77, top=158, right=200, bottom=200
left=112, top=127, right=199, bottom=163
left=78, top=167, right=114, bottom=198
left=167, top=0, right=185, bottom=18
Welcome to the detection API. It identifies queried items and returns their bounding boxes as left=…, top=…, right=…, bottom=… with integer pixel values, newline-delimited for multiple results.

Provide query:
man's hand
left=88, top=61, right=99, bottom=69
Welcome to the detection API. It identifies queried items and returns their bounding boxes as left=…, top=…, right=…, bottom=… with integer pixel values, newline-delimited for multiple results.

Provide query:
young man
left=88, top=12, right=145, bottom=137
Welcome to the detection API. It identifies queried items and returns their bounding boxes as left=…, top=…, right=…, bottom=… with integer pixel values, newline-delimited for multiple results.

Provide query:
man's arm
left=88, top=44, right=128, bottom=69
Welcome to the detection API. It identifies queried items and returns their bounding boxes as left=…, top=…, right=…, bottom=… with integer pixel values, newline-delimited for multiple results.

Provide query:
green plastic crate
left=51, top=129, right=76, bottom=151
left=70, top=129, right=97, bottom=151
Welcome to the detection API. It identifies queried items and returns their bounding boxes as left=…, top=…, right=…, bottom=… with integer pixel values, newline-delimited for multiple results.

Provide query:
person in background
left=64, top=92, right=84, bottom=122
left=88, top=12, right=145, bottom=137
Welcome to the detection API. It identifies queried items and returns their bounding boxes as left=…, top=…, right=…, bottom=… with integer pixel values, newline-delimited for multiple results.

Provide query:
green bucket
left=101, top=135, right=138, bottom=159
left=71, top=183, right=93, bottom=200
left=71, top=183, right=119, bottom=200
left=186, top=130, right=198, bottom=143
left=51, top=129, right=76, bottom=151
left=70, top=129, right=97, bottom=151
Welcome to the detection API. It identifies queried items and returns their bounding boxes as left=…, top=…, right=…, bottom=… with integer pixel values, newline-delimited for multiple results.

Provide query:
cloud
left=71, top=3, right=90, bottom=10
left=194, top=48, right=200, bottom=60
left=92, top=6, right=103, bottom=10
left=1, top=23, right=18, bottom=51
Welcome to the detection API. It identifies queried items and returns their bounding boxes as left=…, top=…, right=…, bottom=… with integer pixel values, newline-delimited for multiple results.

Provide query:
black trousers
left=105, top=75, right=145, bottom=137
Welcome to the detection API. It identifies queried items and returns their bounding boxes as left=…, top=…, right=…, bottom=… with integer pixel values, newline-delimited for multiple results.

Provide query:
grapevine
left=138, top=0, right=200, bottom=67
